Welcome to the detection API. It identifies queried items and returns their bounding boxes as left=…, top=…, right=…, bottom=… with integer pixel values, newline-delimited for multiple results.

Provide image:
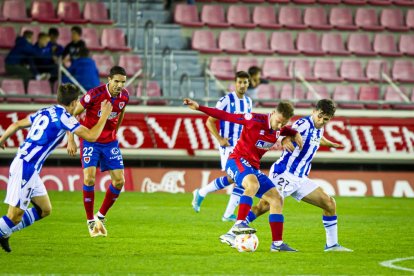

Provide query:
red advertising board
left=0, top=167, right=413, bottom=198
left=1, top=111, right=414, bottom=155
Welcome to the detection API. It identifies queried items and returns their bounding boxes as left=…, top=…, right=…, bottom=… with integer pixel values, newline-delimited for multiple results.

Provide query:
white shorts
left=269, top=167, right=319, bottom=201
left=4, top=158, right=47, bottom=210
left=219, top=146, right=234, bottom=171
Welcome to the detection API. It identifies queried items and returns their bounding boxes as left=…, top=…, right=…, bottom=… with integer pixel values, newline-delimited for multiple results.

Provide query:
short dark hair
left=78, top=47, right=90, bottom=58
left=248, top=66, right=261, bottom=76
left=37, top=32, right=48, bottom=41
left=235, top=71, right=250, bottom=81
left=315, top=99, right=336, bottom=117
left=109, top=66, right=127, bottom=78
left=22, top=30, right=33, bottom=39
left=71, top=26, right=82, bottom=36
left=277, top=101, right=295, bottom=119
left=57, top=84, right=81, bottom=106
left=48, top=28, right=59, bottom=37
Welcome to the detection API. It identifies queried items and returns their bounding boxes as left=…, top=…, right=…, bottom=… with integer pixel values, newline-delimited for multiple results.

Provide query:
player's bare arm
left=0, top=117, right=32, bottom=149
left=206, top=116, right=230, bottom=147
left=183, top=98, right=199, bottom=110
left=67, top=102, right=87, bottom=156
left=320, top=136, right=344, bottom=148
left=73, top=100, right=113, bottom=142
left=281, top=137, right=295, bottom=153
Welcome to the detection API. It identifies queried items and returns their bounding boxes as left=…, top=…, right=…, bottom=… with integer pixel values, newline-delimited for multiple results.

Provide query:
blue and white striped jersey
left=273, top=116, right=323, bottom=177
left=17, top=105, right=80, bottom=172
left=216, top=91, right=253, bottom=147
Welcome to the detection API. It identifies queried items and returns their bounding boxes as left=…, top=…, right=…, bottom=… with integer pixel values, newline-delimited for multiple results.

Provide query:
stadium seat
left=314, top=60, right=343, bottom=82
left=399, top=34, right=414, bottom=56
left=1, top=79, right=30, bottom=103
left=306, top=85, right=330, bottom=101
left=118, top=54, right=142, bottom=77
left=218, top=31, right=248, bottom=54
left=57, top=1, right=87, bottom=24
left=293, top=0, right=316, bottom=3
left=101, top=28, right=130, bottom=51
left=0, top=2, right=5, bottom=22
left=373, top=34, right=403, bottom=57
left=83, top=2, right=113, bottom=24
left=0, top=55, right=5, bottom=75
left=92, top=54, right=115, bottom=77
left=210, top=57, right=234, bottom=80
left=0, top=26, right=16, bottom=49
left=217, top=0, right=238, bottom=2
left=227, top=5, right=255, bottom=28
left=278, top=7, right=306, bottom=30
left=262, top=58, right=291, bottom=81
left=392, top=60, right=414, bottom=83
left=289, top=60, right=317, bottom=81
left=268, top=0, right=289, bottom=3
left=321, top=33, right=349, bottom=56
left=406, top=10, right=414, bottom=29
left=256, top=84, right=279, bottom=107
left=3, top=0, right=31, bottom=22
left=270, top=32, right=299, bottom=55
left=355, top=8, right=384, bottom=31
left=83, top=28, right=104, bottom=51
left=347, top=33, right=376, bottom=56
left=384, top=86, right=414, bottom=110
left=368, top=0, right=392, bottom=5
left=304, top=7, right=332, bottom=30
left=252, top=6, right=280, bottom=29
left=31, top=0, right=60, bottom=23
left=340, top=60, right=369, bottom=82
left=329, top=8, right=358, bottom=30
left=332, top=85, right=364, bottom=109
left=318, top=0, right=341, bottom=4
left=297, top=33, right=324, bottom=56
left=242, top=0, right=266, bottom=2
left=366, top=60, right=389, bottom=82
left=236, top=57, right=259, bottom=72
left=201, top=5, right=230, bottom=28
left=137, top=81, right=166, bottom=106
left=28, top=80, right=54, bottom=103
left=192, top=30, right=221, bottom=54
left=174, top=4, right=203, bottom=27
left=20, top=26, right=42, bottom=41
left=342, top=0, right=367, bottom=4
left=380, top=9, right=409, bottom=31
left=57, top=27, right=72, bottom=47
left=280, top=84, right=306, bottom=103
left=394, top=0, right=414, bottom=6
left=244, top=31, right=273, bottom=55
left=358, top=86, right=381, bottom=109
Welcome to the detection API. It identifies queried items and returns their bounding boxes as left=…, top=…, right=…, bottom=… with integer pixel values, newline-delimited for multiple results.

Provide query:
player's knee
left=84, top=176, right=96, bottom=186
left=258, top=201, right=270, bottom=215
left=112, top=178, right=125, bottom=189
left=325, top=196, right=336, bottom=213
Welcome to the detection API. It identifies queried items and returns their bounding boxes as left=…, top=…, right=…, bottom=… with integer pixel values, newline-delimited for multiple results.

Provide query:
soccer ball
left=235, top=234, right=259, bottom=252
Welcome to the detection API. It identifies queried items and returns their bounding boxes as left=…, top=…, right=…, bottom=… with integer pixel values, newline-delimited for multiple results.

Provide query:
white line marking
left=380, top=256, right=414, bottom=273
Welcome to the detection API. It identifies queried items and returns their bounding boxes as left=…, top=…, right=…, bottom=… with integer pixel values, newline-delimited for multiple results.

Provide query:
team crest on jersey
left=244, top=113, right=253, bottom=120
left=84, top=157, right=90, bottom=164
left=119, top=102, right=125, bottom=109
left=84, top=94, right=91, bottom=103
left=111, top=147, right=120, bottom=155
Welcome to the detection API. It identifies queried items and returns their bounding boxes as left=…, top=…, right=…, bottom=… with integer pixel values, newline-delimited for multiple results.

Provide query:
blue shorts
left=225, top=157, right=275, bottom=198
left=80, top=140, right=124, bottom=172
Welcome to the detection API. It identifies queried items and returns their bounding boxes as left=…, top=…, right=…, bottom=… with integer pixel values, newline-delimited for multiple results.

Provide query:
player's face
left=250, top=73, right=261, bottom=88
left=235, top=77, right=249, bottom=96
left=270, top=112, right=289, bottom=130
left=312, top=110, right=332, bottom=129
left=67, top=99, right=79, bottom=115
left=108, top=74, right=127, bottom=97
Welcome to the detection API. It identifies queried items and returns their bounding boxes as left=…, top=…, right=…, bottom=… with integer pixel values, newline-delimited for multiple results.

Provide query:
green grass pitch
left=0, top=191, right=413, bottom=275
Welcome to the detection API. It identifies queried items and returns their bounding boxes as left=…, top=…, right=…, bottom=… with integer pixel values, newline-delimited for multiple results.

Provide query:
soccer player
left=192, top=71, right=253, bottom=222
left=0, top=84, right=113, bottom=253
left=67, top=66, right=129, bottom=237
left=184, top=98, right=303, bottom=252
left=245, top=99, right=353, bottom=252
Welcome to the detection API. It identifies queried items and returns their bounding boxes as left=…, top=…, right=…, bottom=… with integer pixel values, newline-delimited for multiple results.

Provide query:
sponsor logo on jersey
left=255, top=140, right=275, bottom=149
left=244, top=113, right=253, bottom=120
left=84, top=94, right=91, bottom=103
left=260, top=130, right=265, bottom=135
left=111, top=147, right=120, bottom=155
left=119, top=102, right=125, bottom=109
left=98, top=111, right=118, bottom=119
left=84, top=157, right=90, bottom=164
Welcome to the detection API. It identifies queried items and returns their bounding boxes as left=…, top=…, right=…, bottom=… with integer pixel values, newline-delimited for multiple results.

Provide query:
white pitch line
left=380, top=256, right=414, bottom=273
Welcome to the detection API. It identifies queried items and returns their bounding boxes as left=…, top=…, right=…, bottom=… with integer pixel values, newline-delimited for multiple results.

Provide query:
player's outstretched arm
left=0, top=117, right=32, bottom=149
left=320, top=136, right=344, bottom=148
left=183, top=98, right=199, bottom=110
left=73, top=100, right=113, bottom=142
